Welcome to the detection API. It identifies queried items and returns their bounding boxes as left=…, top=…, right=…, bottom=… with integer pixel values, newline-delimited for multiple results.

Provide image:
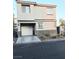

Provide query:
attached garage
left=20, top=23, right=35, bottom=36
left=21, top=26, right=33, bottom=36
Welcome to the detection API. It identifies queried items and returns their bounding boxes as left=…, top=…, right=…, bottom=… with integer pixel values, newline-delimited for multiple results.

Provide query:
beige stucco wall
left=18, top=21, right=56, bottom=31
left=43, top=22, right=56, bottom=30
left=17, top=3, right=56, bottom=20
left=17, top=2, right=56, bottom=34
left=36, top=21, right=56, bottom=30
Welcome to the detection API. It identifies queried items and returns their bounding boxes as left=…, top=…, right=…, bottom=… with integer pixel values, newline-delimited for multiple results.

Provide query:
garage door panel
left=21, top=26, right=33, bottom=36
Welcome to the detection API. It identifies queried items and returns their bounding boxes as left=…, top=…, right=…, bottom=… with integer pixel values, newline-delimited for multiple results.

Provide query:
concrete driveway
left=16, top=36, right=41, bottom=44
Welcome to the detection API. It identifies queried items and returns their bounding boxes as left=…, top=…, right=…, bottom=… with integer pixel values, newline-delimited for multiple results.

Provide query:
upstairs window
left=47, top=8, right=53, bottom=15
left=22, top=5, right=30, bottom=13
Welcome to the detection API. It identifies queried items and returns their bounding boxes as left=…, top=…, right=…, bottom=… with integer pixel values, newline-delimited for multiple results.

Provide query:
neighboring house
left=13, top=14, right=18, bottom=31
left=57, top=26, right=65, bottom=35
left=59, top=19, right=65, bottom=36
left=16, top=0, right=57, bottom=38
left=60, top=25, right=65, bottom=36
left=13, top=15, right=18, bottom=43
left=13, top=17, right=18, bottom=30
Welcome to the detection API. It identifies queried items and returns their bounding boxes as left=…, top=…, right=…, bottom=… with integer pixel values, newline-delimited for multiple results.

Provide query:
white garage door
left=21, top=26, right=33, bottom=36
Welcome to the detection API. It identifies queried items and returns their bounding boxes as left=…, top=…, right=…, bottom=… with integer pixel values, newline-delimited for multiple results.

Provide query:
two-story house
left=16, top=0, right=57, bottom=38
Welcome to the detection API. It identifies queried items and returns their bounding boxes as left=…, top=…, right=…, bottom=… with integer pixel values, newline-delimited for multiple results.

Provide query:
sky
left=13, top=0, right=65, bottom=24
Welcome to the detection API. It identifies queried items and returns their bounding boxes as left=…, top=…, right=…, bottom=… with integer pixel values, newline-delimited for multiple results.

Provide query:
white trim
left=36, top=28, right=56, bottom=31
left=18, top=22, right=37, bottom=32
left=19, top=22, right=37, bottom=23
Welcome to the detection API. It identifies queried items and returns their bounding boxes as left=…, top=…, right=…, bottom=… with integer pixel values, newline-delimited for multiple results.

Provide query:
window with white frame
left=22, top=5, right=30, bottom=13
left=47, top=8, right=53, bottom=15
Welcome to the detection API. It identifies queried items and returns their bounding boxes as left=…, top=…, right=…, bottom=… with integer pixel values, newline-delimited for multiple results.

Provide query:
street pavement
left=14, top=40, right=65, bottom=59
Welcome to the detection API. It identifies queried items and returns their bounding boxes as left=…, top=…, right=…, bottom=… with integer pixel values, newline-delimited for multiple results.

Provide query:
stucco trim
left=35, top=4, right=56, bottom=8
left=16, top=1, right=36, bottom=5
left=18, top=19, right=56, bottom=22
left=18, top=20, right=35, bottom=22
left=35, top=19, right=56, bottom=22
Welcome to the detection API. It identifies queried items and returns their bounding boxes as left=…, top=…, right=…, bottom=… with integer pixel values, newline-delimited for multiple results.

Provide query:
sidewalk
left=43, top=37, right=65, bottom=42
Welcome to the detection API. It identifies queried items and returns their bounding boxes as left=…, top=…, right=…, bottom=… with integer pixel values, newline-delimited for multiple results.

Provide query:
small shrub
left=51, top=36, right=56, bottom=39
